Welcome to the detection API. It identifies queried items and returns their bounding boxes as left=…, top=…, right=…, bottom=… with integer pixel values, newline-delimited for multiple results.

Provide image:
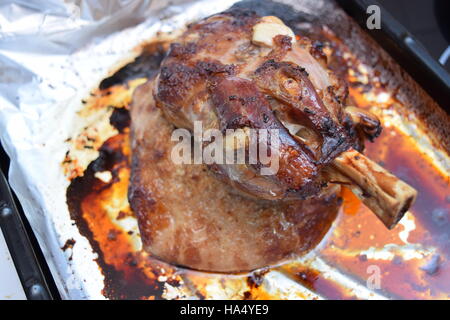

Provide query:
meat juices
left=129, top=9, right=416, bottom=272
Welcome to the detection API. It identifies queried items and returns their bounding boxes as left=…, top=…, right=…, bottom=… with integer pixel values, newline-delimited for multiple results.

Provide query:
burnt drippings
left=62, top=238, right=76, bottom=251
left=67, top=131, right=184, bottom=299
left=288, top=267, right=352, bottom=300
left=67, top=135, right=159, bottom=299
left=61, top=238, right=76, bottom=261
left=66, top=39, right=179, bottom=299
left=246, top=268, right=269, bottom=289
left=230, top=0, right=317, bottom=31
left=240, top=268, right=271, bottom=299
left=99, top=42, right=166, bottom=90
left=110, top=107, right=131, bottom=133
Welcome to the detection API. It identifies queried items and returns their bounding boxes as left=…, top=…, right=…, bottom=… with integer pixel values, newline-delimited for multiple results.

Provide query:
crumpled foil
left=0, top=0, right=241, bottom=299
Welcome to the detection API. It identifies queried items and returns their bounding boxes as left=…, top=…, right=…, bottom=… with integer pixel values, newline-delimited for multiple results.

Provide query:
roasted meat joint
left=128, top=9, right=418, bottom=272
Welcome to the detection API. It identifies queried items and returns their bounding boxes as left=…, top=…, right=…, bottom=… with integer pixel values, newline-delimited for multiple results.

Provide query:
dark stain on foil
left=110, top=107, right=131, bottom=133
left=99, top=42, right=166, bottom=90
left=67, top=138, right=160, bottom=299
left=66, top=42, right=172, bottom=300
left=62, top=238, right=76, bottom=251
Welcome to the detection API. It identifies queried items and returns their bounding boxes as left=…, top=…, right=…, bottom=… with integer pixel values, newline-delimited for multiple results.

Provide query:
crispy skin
left=154, top=9, right=366, bottom=200
left=209, top=76, right=320, bottom=199
left=253, top=60, right=351, bottom=163
left=129, top=81, right=339, bottom=272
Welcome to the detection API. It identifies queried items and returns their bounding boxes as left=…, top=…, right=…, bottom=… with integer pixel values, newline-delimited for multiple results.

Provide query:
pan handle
left=0, top=169, right=53, bottom=300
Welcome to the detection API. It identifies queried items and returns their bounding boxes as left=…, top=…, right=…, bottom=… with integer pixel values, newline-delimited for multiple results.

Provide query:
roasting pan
left=0, top=0, right=448, bottom=300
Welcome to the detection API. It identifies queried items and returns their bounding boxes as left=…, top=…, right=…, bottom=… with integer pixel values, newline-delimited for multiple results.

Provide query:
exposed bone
left=251, top=20, right=415, bottom=228
left=222, top=120, right=416, bottom=229
left=283, top=114, right=417, bottom=228
left=252, top=17, right=296, bottom=47
left=331, top=149, right=417, bottom=229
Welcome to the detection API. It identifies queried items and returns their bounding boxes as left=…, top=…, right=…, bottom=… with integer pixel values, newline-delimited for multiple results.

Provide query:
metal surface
left=0, top=169, right=53, bottom=300
left=337, top=0, right=450, bottom=113
left=0, top=226, right=26, bottom=300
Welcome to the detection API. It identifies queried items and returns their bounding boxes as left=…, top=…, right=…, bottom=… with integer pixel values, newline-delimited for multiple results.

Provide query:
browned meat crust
left=129, top=81, right=340, bottom=272
left=154, top=9, right=369, bottom=201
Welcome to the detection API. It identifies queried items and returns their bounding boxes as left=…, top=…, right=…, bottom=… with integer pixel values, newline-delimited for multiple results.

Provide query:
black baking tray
left=0, top=147, right=58, bottom=300
left=0, top=0, right=448, bottom=300
left=336, top=0, right=450, bottom=113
